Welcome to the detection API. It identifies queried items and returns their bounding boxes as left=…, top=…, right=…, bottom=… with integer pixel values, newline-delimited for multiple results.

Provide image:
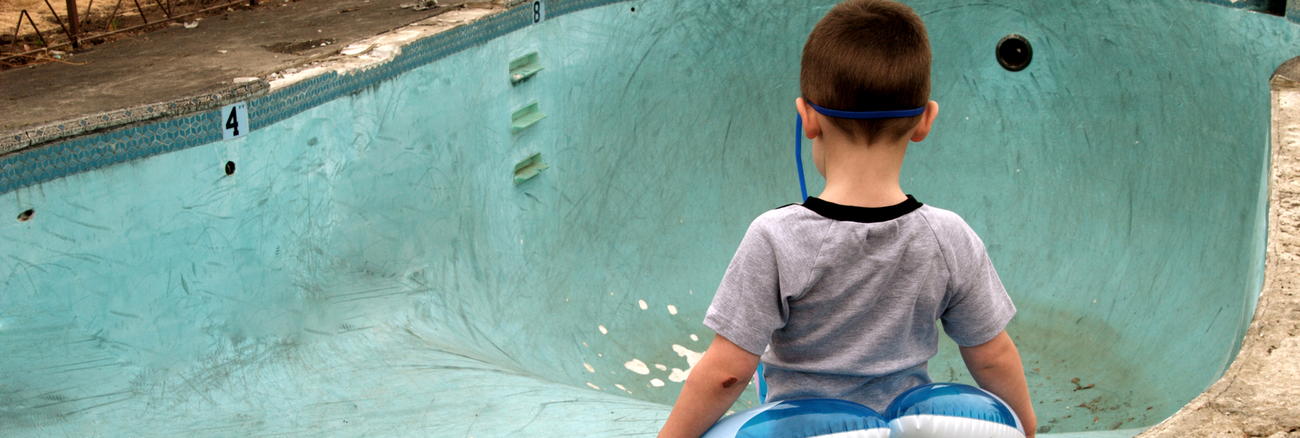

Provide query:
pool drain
left=997, top=34, right=1032, bottom=72
left=17, top=209, right=33, bottom=222
left=225, top=161, right=236, bottom=176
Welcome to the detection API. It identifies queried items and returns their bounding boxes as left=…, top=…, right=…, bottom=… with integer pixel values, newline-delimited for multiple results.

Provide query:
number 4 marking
left=532, top=0, right=544, bottom=24
left=226, top=107, right=240, bottom=135
left=222, top=102, right=249, bottom=141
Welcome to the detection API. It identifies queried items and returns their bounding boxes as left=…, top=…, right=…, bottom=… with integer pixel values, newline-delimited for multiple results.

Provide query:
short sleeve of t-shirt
left=703, top=208, right=819, bottom=356
left=926, top=212, right=1016, bottom=347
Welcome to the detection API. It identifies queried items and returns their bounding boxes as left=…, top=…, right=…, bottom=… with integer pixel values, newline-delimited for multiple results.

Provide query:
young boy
left=656, top=1, right=1036, bottom=437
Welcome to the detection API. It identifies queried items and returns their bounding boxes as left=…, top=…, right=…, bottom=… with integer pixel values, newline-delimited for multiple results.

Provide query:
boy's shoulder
left=914, top=204, right=975, bottom=233
left=745, top=202, right=823, bottom=234
left=913, top=204, right=991, bottom=261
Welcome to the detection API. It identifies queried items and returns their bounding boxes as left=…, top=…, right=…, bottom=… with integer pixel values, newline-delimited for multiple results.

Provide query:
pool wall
left=3, top=0, right=1299, bottom=436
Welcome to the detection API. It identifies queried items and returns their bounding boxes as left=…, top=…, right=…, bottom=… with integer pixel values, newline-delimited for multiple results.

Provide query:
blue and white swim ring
left=702, top=398, right=890, bottom=438
left=702, top=383, right=1024, bottom=438
left=885, top=383, right=1025, bottom=438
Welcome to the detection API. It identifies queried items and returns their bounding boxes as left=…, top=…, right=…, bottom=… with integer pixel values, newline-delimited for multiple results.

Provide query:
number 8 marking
left=533, top=0, right=542, bottom=23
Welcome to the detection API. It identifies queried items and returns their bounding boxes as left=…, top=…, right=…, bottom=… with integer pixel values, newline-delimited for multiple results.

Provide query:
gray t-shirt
left=703, top=196, right=1015, bottom=412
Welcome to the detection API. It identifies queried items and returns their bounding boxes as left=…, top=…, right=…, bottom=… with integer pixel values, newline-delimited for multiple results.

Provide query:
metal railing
left=3, top=0, right=259, bottom=65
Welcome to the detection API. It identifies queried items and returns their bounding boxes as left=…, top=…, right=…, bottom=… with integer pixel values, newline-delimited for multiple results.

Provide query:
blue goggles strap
left=808, top=102, right=925, bottom=119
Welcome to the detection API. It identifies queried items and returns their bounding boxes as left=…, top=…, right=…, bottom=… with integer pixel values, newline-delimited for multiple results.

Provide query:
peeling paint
left=624, top=358, right=650, bottom=375
left=672, top=344, right=703, bottom=368
left=668, top=344, right=704, bottom=383
left=638, top=300, right=648, bottom=310
left=654, top=364, right=667, bottom=371
left=268, top=8, right=496, bottom=91
left=586, top=382, right=601, bottom=390
left=650, top=379, right=665, bottom=387
left=598, top=325, right=607, bottom=335
left=584, top=363, right=595, bottom=373
left=690, top=334, right=699, bottom=341
left=667, top=305, right=677, bottom=315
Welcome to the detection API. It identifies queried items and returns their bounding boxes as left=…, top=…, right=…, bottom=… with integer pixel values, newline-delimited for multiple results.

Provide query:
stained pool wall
left=2, top=0, right=1299, bottom=436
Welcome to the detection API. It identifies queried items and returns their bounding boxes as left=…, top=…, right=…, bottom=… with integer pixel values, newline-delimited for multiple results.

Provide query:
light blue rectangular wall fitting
left=510, top=102, right=546, bottom=133
left=513, top=152, right=549, bottom=185
left=510, top=52, right=544, bottom=84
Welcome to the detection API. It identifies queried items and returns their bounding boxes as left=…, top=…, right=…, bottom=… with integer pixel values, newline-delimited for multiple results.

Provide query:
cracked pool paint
left=668, top=344, right=704, bottom=383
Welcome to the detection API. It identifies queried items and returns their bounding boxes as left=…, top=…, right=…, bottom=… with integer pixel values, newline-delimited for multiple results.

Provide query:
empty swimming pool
left=2, top=0, right=1298, bottom=436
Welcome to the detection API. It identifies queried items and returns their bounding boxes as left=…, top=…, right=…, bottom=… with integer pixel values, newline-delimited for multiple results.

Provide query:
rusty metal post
left=149, top=0, right=171, bottom=18
left=65, top=0, right=79, bottom=47
left=42, top=0, right=75, bottom=47
left=9, top=10, right=50, bottom=55
left=106, top=0, right=123, bottom=30
left=81, top=0, right=95, bottom=29
left=131, top=0, right=149, bottom=24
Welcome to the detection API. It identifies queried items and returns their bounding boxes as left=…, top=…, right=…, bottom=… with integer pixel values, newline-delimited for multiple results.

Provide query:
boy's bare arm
left=959, top=330, right=1037, bottom=438
left=657, top=334, right=760, bottom=438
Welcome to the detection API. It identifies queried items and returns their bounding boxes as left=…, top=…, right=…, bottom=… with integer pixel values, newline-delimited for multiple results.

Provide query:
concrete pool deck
left=0, top=0, right=494, bottom=136
left=1, top=1, right=1299, bottom=436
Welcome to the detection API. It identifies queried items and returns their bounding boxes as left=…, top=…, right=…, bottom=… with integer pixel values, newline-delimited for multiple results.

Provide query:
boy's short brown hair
left=801, top=0, right=930, bottom=143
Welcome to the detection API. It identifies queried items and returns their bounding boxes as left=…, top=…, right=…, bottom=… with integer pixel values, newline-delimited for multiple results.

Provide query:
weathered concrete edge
left=265, top=7, right=502, bottom=93
left=0, top=80, right=269, bottom=157
left=1136, top=60, right=1300, bottom=438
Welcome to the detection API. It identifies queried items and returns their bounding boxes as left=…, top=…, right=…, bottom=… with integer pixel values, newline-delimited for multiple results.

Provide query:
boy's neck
left=815, top=134, right=910, bottom=208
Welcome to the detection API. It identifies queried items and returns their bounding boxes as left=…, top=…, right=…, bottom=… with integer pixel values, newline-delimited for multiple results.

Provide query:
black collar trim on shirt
left=801, top=195, right=923, bottom=223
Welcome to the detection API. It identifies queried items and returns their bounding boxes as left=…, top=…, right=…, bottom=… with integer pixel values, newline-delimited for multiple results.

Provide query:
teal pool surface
left=3, top=0, right=1299, bottom=436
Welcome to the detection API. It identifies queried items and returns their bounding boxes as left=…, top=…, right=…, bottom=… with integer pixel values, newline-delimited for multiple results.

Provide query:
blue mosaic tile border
left=0, top=0, right=626, bottom=196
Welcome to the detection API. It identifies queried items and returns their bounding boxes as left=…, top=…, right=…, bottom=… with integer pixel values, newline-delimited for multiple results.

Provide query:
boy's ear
left=909, top=101, right=940, bottom=142
left=795, top=98, right=822, bottom=140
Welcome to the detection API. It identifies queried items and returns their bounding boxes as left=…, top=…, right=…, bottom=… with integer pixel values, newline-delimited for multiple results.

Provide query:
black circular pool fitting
left=996, top=34, right=1032, bottom=72
left=17, top=209, right=34, bottom=222
left=225, top=161, right=236, bottom=176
